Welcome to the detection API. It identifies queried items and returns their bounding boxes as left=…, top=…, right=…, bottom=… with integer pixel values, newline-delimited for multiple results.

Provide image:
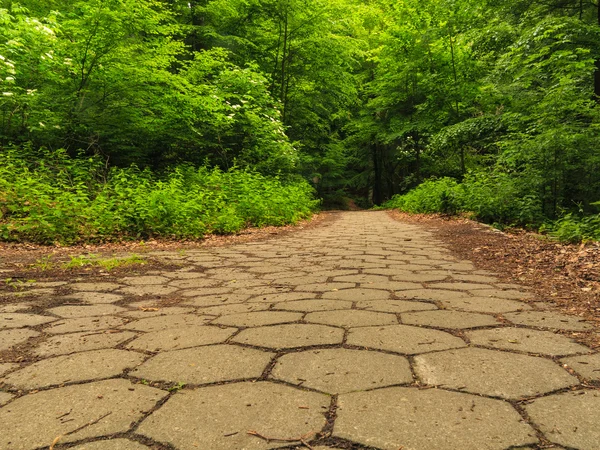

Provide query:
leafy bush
left=543, top=213, right=600, bottom=243
left=382, top=171, right=544, bottom=227
left=382, top=178, right=460, bottom=214
left=0, top=147, right=318, bottom=244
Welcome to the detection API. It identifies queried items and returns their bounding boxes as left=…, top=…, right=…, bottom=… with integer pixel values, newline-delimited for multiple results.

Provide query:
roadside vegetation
left=1, top=0, right=599, bottom=243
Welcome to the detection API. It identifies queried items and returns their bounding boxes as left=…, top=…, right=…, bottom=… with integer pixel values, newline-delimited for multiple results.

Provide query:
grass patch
left=31, top=254, right=147, bottom=271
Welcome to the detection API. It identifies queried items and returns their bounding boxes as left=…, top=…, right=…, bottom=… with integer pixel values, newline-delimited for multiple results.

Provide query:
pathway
left=1, top=211, right=599, bottom=450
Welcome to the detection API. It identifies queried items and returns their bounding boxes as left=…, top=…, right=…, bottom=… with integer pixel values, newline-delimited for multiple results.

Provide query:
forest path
left=1, top=211, right=599, bottom=450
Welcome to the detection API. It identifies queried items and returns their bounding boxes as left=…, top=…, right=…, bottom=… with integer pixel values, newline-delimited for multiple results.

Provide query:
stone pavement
left=1, top=211, right=599, bottom=450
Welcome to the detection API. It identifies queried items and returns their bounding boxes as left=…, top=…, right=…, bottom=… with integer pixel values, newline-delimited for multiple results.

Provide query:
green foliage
left=543, top=213, right=600, bottom=243
left=383, top=178, right=460, bottom=214
left=0, top=147, right=317, bottom=244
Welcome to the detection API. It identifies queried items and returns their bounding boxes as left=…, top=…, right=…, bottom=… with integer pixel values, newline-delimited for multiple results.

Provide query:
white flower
left=2, top=92, right=13, bottom=96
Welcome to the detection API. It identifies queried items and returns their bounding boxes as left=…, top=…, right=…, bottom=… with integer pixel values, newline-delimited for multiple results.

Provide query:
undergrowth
left=0, top=147, right=319, bottom=244
left=383, top=175, right=600, bottom=243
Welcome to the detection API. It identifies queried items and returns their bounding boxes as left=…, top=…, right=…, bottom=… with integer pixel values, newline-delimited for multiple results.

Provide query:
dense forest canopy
left=1, top=0, right=600, bottom=242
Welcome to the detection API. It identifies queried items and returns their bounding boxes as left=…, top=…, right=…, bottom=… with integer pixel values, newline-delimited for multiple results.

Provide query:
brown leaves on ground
left=390, top=211, right=600, bottom=348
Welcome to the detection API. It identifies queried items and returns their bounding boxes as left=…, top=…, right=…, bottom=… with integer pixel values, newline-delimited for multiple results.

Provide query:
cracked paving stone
left=46, top=316, right=129, bottom=334
left=194, top=303, right=270, bottom=315
left=475, top=288, right=533, bottom=299
left=401, top=310, right=500, bottom=329
left=355, top=299, right=437, bottom=314
left=246, top=292, right=314, bottom=303
left=0, top=363, right=18, bottom=377
left=184, top=293, right=251, bottom=306
left=394, top=289, right=473, bottom=302
left=271, top=348, right=412, bottom=394
left=334, top=386, right=537, bottom=450
left=137, top=381, right=329, bottom=450
left=0, top=392, right=14, bottom=405
left=504, top=310, right=593, bottom=331
left=121, top=306, right=195, bottom=319
left=69, top=439, right=151, bottom=449
left=211, top=311, right=303, bottom=327
left=305, top=310, right=398, bottom=328
left=414, top=347, right=578, bottom=399
left=321, top=288, right=393, bottom=301
left=525, top=390, right=600, bottom=450
left=428, top=282, right=494, bottom=291
left=0, top=313, right=56, bottom=330
left=70, top=282, right=122, bottom=291
left=294, top=282, right=356, bottom=292
left=440, top=297, right=532, bottom=314
left=347, top=324, right=466, bottom=355
left=118, top=285, right=179, bottom=296
left=130, top=344, right=273, bottom=384
left=0, top=379, right=167, bottom=449
left=126, top=325, right=236, bottom=352
left=232, top=323, right=344, bottom=349
left=273, top=299, right=353, bottom=312
left=48, top=304, right=128, bottom=318
left=167, top=278, right=222, bottom=289
left=467, top=327, right=591, bottom=356
left=0, top=328, right=40, bottom=351
left=1, top=349, right=146, bottom=390
left=119, top=275, right=171, bottom=285
left=34, top=330, right=137, bottom=357
left=64, top=291, right=124, bottom=304
left=561, top=354, right=600, bottom=381
left=120, top=313, right=212, bottom=332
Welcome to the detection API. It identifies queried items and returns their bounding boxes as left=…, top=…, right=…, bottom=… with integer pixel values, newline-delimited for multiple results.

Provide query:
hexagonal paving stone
left=0, top=363, right=18, bottom=377
left=1, top=349, right=146, bottom=390
left=211, top=311, right=303, bottom=327
left=0, top=391, right=13, bottom=406
left=395, top=289, right=472, bottom=302
left=121, top=313, right=212, bottom=332
left=48, top=304, right=128, bottom=318
left=0, top=379, right=166, bottom=448
left=34, top=330, right=137, bottom=357
left=273, top=299, right=353, bottom=312
left=69, top=439, right=150, bottom=450
left=137, top=381, right=329, bottom=450
left=414, top=347, right=578, bottom=399
left=119, top=275, right=171, bottom=285
left=392, top=273, right=449, bottom=283
left=561, top=353, right=600, bottom=381
left=0, top=328, right=40, bottom=351
left=46, top=316, right=129, bottom=334
left=70, top=282, right=122, bottom=291
left=168, top=278, right=221, bottom=289
left=118, top=285, right=179, bottom=296
left=195, top=303, right=270, bottom=315
left=475, top=288, right=533, bottom=299
left=294, top=282, right=356, bottom=292
left=121, top=305, right=195, bottom=319
left=232, top=324, right=344, bottom=349
left=355, top=299, right=437, bottom=314
left=65, top=291, right=124, bottom=304
left=440, top=297, right=532, bottom=313
left=130, top=345, right=273, bottom=384
left=334, top=386, right=537, bottom=449
left=429, top=282, right=494, bottom=291
left=333, top=274, right=389, bottom=283
left=401, top=310, right=500, bottom=329
left=525, top=390, right=600, bottom=450
left=247, top=292, right=314, bottom=303
left=126, top=325, right=236, bottom=352
left=467, top=327, right=591, bottom=356
left=185, top=293, right=251, bottom=306
left=504, top=311, right=593, bottom=331
left=322, top=288, right=392, bottom=301
left=272, top=348, right=412, bottom=394
left=0, top=313, right=55, bottom=329
left=305, top=310, right=398, bottom=328
left=347, top=325, right=466, bottom=355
